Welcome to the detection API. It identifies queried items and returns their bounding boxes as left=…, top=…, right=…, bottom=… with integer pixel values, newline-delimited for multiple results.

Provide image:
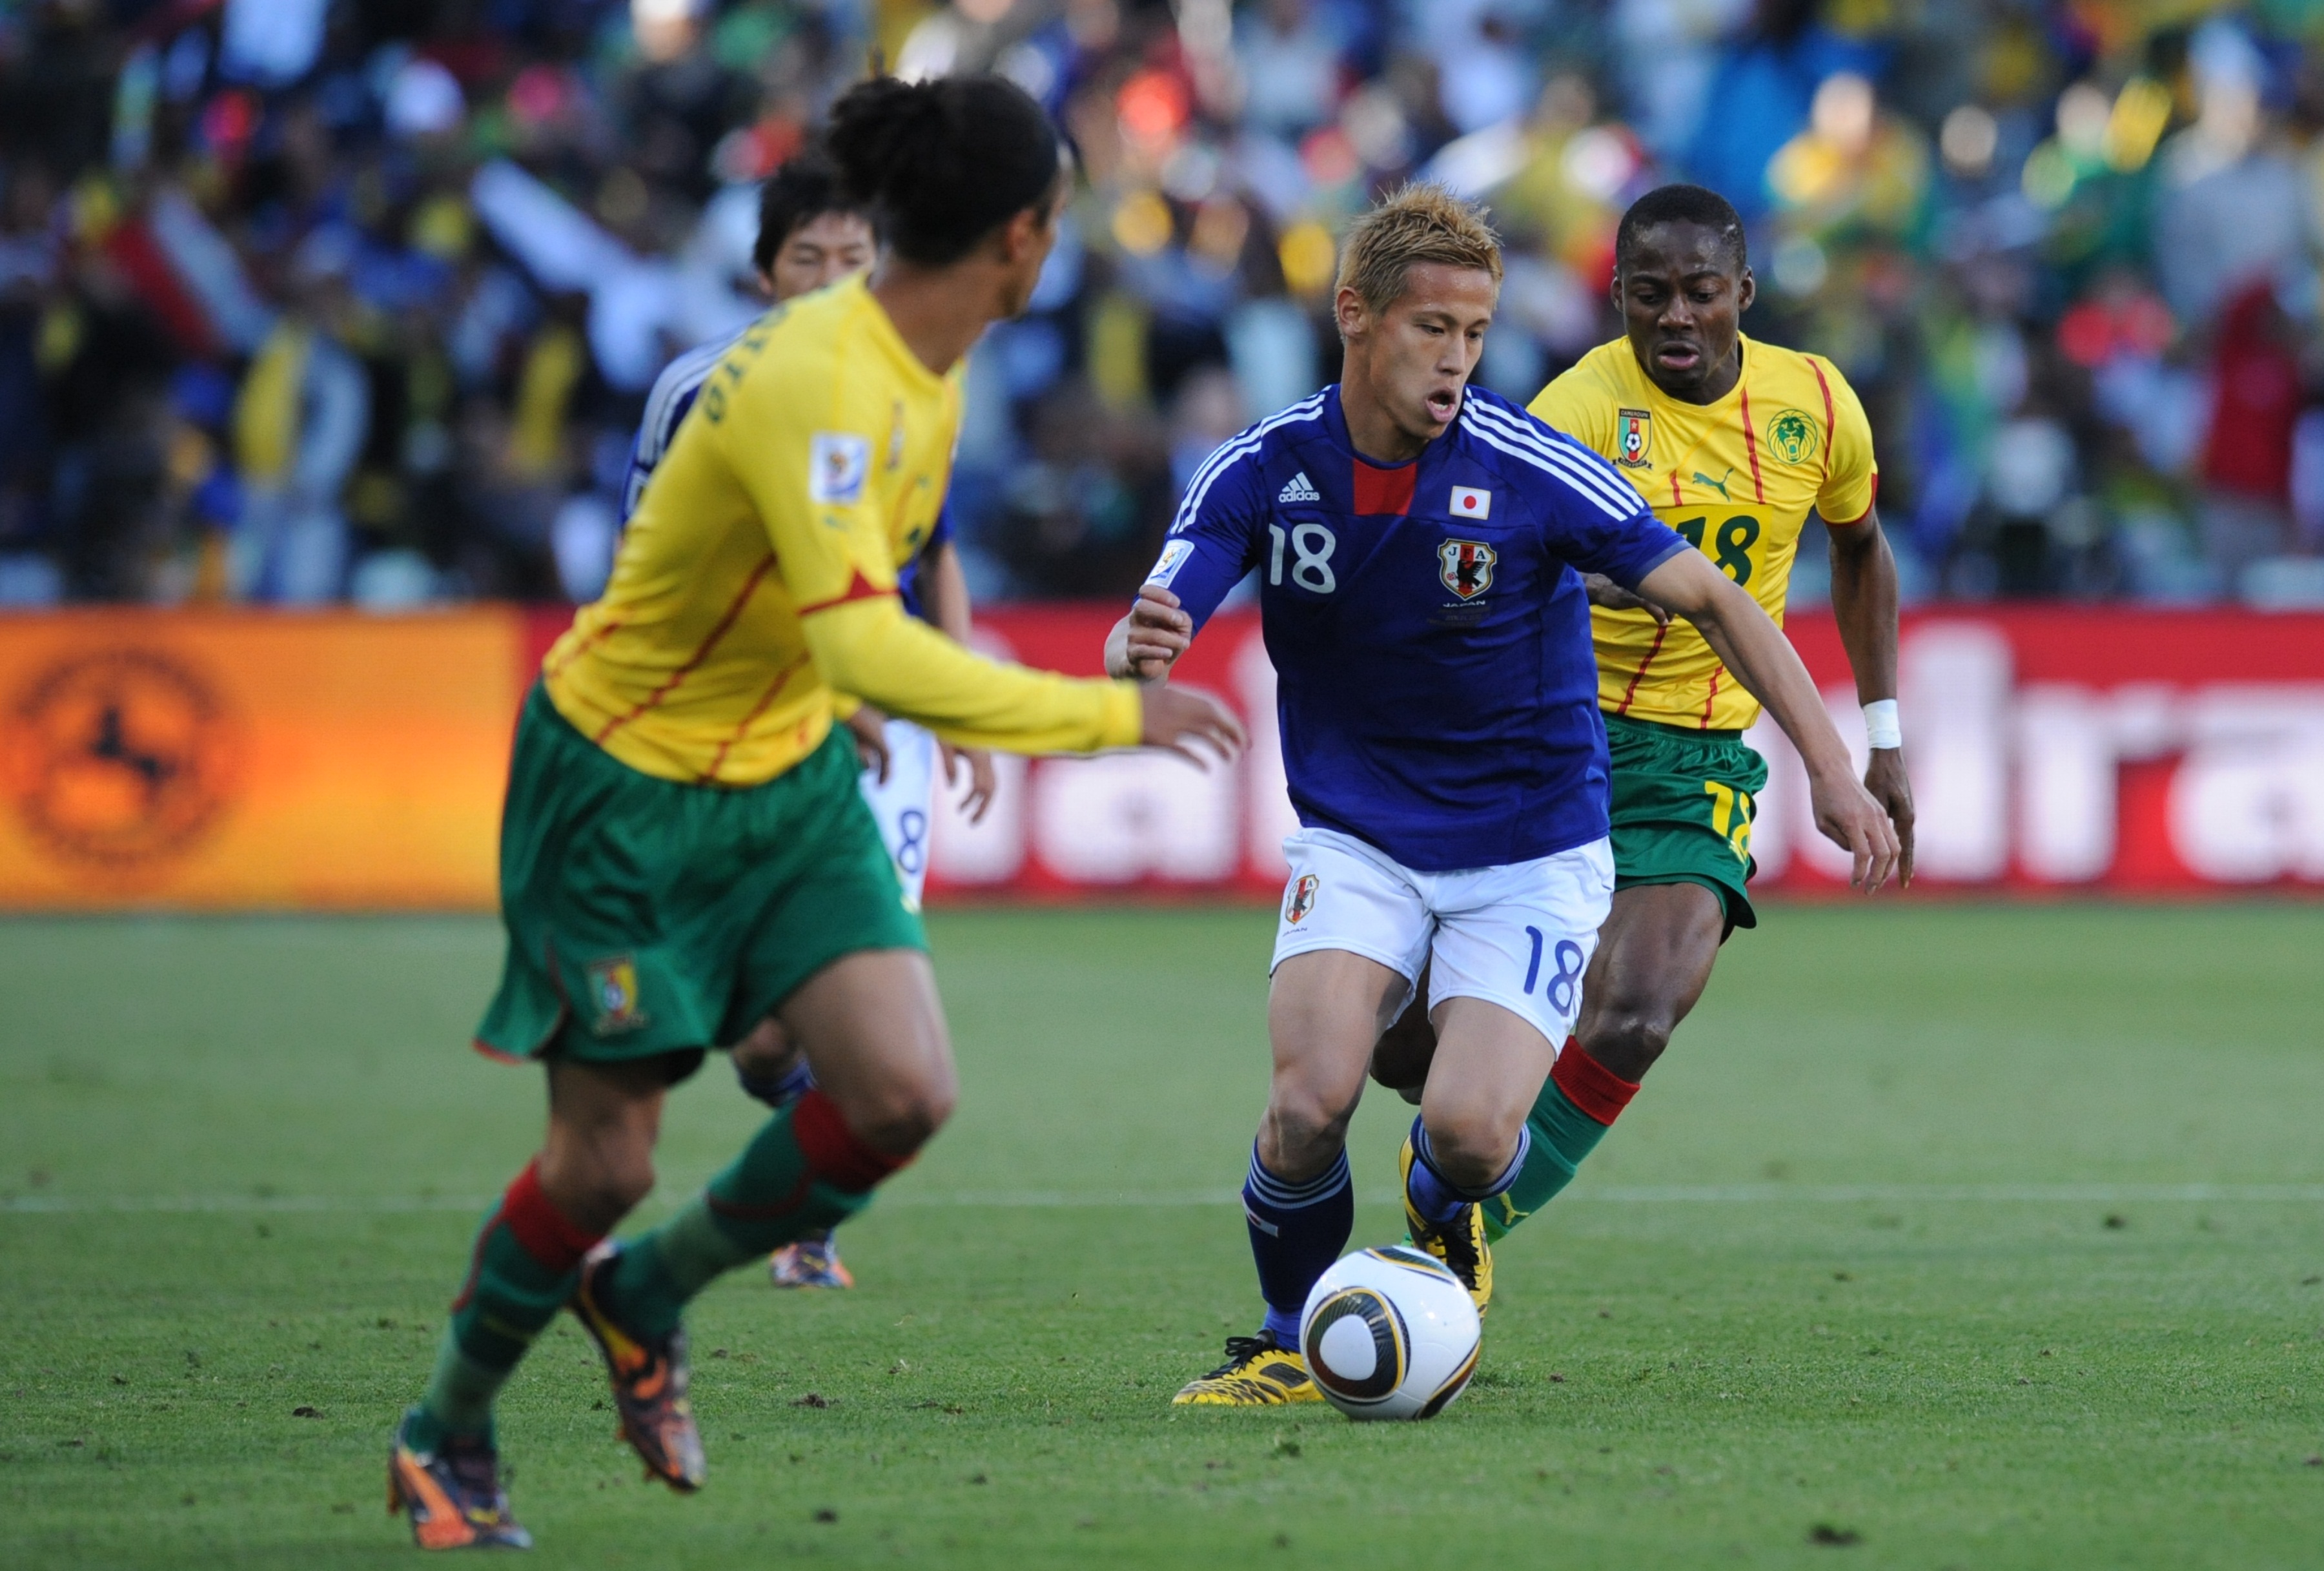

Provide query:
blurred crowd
left=6, top=0, right=2324, bottom=609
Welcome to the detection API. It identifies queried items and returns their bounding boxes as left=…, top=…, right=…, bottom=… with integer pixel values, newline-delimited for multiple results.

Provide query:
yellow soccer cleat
left=1400, top=1136, right=1493, bottom=1315
left=1172, top=1331, right=1324, bottom=1405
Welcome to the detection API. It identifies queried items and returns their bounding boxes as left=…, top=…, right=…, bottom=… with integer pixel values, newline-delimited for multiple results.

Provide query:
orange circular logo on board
left=5, top=649, right=240, bottom=868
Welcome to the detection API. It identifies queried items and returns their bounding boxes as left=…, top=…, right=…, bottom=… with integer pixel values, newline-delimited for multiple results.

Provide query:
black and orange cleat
left=571, top=1243, right=706, bottom=1492
left=387, top=1410, right=532, bottom=1550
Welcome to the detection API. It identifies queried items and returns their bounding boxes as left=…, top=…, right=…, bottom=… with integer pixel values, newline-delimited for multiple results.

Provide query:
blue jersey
left=624, top=327, right=952, bottom=619
left=1150, top=384, right=1687, bottom=871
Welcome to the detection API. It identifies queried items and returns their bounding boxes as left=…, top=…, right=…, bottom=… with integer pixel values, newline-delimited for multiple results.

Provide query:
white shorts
left=857, top=719, right=937, bottom=908
left=1271, top=826, right=1615, bottom=1048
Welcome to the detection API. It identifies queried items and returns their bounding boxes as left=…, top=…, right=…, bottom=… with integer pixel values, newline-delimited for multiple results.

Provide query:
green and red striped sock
left=1482, top=1040, right=1640, bottom=1242
left=603, top=1089, right=910, bottom=1337
left=413, top=1158, right=603, bottom=1446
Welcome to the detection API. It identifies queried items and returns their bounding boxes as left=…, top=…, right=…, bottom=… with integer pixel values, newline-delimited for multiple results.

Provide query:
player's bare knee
left=542, top=1141, right=655, bottom=1232
left=1579, top=1005, right=1673, bottom=1082
left=1260, top=1088, right=1352, bottom=1178
left=728, top=1017, right=793, bottom=1082
left=836, top=1064, right=956, bottom=1156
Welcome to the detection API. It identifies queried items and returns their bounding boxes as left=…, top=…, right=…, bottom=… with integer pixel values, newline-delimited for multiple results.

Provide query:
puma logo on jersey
left=1278, top=471, right=1321, bottom=503
left=1693, top=468, right=1735, bottom=501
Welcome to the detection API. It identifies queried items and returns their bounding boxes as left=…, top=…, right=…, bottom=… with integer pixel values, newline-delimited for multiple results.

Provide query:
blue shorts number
left=895, top=808, right=928, bottom=876
left=1523, top=927, right=1587, bottom=1018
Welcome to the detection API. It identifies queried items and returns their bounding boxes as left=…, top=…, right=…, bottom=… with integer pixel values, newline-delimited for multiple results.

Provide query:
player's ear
left=998, top=205, right=1040, bottom=264
left=1334, top=285, right=1368, bottom=342
left=1607, top=265, right=1623, bottom=314
left=1736, top=265, right=1756, bottom=314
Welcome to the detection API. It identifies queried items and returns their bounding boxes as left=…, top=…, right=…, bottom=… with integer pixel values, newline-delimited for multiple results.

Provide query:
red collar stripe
left=1351, top=458, right=1416, bottom=517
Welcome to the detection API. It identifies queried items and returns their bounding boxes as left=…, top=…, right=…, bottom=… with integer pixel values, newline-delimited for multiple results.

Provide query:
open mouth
left=1424, top=388, right=1460, bottom=422
left=1654, top=340, right=1704, bottom=372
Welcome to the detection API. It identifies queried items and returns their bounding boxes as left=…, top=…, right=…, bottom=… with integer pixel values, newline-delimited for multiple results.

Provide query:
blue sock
left=1245, top=1143, right=1357, bottom=1348
left=1243, top=1145, right=1353, bottom=1346
left=736, top=1056, right=817, bottom=1111
left=1406, top=1116, right=1531, bottom=1226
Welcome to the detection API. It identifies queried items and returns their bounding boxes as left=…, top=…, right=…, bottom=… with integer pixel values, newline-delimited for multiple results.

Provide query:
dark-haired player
left=1369, top=182, right=1916, bottom=1260
left=622, top=145, right=994, bottom=1295
left=1110, top=184, right=1897, bottom=1406
left=387, top=75, right=1244, bottom=1548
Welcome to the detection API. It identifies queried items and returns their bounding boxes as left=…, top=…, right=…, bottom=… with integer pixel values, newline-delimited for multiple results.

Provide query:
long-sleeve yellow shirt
left=544, top=275, right=1141, bottom=785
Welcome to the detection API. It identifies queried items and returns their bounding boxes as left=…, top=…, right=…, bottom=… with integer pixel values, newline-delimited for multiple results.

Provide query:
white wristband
left=1862, top=699, right=1902, bottom=750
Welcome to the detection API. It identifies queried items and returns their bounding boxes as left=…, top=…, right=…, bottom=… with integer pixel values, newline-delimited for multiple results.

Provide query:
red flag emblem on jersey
left=1438, top=539, right=1498, bottom=601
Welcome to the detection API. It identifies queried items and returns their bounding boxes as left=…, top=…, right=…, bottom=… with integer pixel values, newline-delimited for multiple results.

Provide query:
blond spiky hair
left=1333, top=183, right=1503, bottom=320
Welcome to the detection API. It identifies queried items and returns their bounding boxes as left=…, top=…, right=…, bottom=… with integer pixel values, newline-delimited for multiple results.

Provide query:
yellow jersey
left=1528, top=334, right=1877, bottom=732
left=544, top=275, right=1140, bottom=785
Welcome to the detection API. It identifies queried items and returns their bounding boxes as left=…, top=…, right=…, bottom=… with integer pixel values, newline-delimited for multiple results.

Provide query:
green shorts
left=474, top=684, right=925, bottom=1074
left=1604, top=712, right=1769, bottom=934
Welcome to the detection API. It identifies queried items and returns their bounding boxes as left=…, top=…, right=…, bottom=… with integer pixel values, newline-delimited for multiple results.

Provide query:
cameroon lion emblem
left=1766, top=408, right=1820, bottom=466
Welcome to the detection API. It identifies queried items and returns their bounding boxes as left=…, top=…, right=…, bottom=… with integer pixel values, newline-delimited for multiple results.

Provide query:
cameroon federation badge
left=1616, top=407, right=1653, bottom=468
left=1285, top=873, right=1318, bottom=926
left=1438, top=539, right=1498, bottom=601
left=586, top=955, right=648, bottom=1034
left=1766, top=407, right=1820, bottom=466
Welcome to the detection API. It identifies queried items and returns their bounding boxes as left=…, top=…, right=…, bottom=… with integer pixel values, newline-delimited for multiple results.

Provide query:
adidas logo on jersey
left=1278, top=471, right=1321, bottom=503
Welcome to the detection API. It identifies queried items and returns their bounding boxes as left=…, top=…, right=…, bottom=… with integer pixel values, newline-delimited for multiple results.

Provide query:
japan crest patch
left=808, top=432, right=870, bottom=504
left=1438, top=538, right=1498, bottom=601
left=1285, top=873, right=1318, bottom=925
left=1616, top=407, right=1653, bottom=468
left=586, top=955, right=648, bottom=1034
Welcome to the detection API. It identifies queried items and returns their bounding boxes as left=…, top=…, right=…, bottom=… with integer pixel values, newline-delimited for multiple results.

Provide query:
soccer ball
left=1298, top=1246, right=1481, bottom=1421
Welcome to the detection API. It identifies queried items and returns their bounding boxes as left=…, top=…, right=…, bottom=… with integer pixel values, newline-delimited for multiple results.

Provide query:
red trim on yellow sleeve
left=1826, top=471, right=1881, bottom=528
left=797, top=568, right=897, bottom=616
left=1807, top=355, right=1836, bottom=488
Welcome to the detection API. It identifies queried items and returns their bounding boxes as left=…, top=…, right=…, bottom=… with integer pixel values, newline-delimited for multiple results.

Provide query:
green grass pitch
left=5, top=903, right=2322, bottom=1569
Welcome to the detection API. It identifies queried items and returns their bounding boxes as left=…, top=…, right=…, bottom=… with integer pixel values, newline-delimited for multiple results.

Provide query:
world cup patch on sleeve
left=1147, top=537, right=1195, bottom=587
left=808, top=433, right=871, bottom=504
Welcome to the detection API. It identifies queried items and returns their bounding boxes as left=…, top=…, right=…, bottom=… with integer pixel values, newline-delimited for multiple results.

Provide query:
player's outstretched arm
left=1636, top=550, right=1901, bottom=892
left=1096, top=584, right=1247, bottom=768
left=922, top=539, right=999, bottom=822
left=1105, top=584, right=1194, bottom=681
left=804, top=595, right=1243, bottom=765
left=1828, top=505, right=1915, bottom=885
